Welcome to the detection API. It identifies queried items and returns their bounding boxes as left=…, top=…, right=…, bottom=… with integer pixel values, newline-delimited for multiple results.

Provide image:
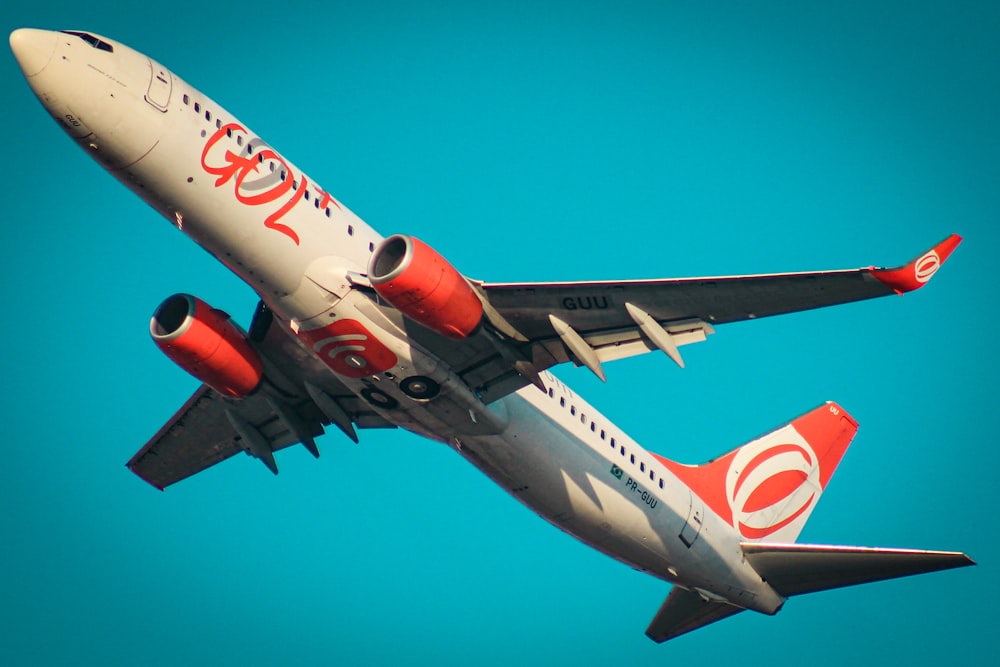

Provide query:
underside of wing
left=127, top=304, right=395, bottom=490
left=126, top=385, right=319, bottom=489
left=483, top=233, right=960, bottom=340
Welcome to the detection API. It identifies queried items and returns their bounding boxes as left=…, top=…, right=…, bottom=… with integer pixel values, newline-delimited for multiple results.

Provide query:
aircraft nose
left=10, top=28, right=58, bottom=77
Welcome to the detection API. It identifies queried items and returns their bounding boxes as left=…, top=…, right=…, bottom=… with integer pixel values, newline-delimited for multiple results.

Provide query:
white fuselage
left=13, top=29, right=782, bottom=614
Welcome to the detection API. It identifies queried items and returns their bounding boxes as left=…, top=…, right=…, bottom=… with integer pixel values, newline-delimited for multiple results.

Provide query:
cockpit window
left=60, top=31, right=114, bottom=53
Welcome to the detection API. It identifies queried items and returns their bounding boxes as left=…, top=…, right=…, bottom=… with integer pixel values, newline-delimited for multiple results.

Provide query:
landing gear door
left=145, top=57, right=172, bottom=111
left=679, top=490, right=704, bottom=548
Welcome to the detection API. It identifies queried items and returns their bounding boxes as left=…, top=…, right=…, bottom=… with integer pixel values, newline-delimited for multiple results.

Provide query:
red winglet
left=872, top=234, right=962, bottom=295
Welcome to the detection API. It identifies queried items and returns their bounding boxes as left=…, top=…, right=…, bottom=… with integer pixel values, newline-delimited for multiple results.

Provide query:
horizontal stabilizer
left=645, top=586, right=744, bottom=643
left=742, top=542, right=975, bottom=597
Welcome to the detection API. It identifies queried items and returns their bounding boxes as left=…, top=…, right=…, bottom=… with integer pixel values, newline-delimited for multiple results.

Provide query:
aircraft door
left=679, top=489, right=704, bottom=548
left=145, top=57, right=172, bottom=111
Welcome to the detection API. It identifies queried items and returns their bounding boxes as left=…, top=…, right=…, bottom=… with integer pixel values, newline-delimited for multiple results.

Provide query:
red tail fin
left=653, top=403, right=858, bottom=543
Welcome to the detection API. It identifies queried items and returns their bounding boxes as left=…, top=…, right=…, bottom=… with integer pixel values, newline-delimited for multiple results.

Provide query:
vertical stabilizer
left=653, top=403, right=857, bottom=543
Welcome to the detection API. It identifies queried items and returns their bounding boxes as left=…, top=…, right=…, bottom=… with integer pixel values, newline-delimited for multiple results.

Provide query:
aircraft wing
left=414, top=235, right=960, bottom=401
left=127, top=304, right=395, bottom=490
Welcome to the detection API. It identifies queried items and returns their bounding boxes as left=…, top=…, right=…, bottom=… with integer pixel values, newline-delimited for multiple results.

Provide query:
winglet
left=872, top=234, right=962, bottom=295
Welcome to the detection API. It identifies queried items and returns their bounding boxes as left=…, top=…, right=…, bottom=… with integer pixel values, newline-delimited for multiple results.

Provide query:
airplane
left=10, top=27, right=974, bottom=643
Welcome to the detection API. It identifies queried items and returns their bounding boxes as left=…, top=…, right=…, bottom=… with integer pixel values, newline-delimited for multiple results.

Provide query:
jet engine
left=150, top=293, right=263, bottom=398
left=368, top=235, right=483, bottom=339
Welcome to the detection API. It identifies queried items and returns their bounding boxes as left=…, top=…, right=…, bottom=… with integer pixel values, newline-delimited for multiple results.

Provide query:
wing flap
left=742, top=542, right=976, bottom=597
left=589, top=318, right=714, bottom=363
left=645, top=586, right=744, bottom=643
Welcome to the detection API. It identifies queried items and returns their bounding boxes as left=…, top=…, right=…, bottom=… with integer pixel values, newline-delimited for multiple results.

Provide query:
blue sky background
left=3, top=2, right=997, bottom=664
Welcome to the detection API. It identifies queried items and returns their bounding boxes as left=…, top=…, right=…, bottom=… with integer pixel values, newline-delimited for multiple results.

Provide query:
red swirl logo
left=297, top=319, right=397, bottom=379
left=725, top=439, right=820, bottom=540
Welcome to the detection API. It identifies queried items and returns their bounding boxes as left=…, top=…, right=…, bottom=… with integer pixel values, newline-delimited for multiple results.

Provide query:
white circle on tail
left=914, top=250, right=941, bottom=284
left=725, top=436, right=821, bottom=540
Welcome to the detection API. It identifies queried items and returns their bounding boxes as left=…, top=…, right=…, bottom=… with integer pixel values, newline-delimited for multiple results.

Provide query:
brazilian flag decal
left=610, top=464, right=623, bottom=479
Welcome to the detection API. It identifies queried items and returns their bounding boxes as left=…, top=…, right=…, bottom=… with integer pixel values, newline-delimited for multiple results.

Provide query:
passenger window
left=650, top=471, right=655, bottom=481
left=630, top=454, right=635, bottom=464
left=216, top=119, right=222, bottom=129
left=600, top=430, right=605, bottom=440
left=194, top=102, right=201, bottom=112
left=570, top=406, right=576, bottom=416
left=326, top=208, right=332, bottom=218
left=640, top=462, right=645, bottom=472
left=205, top=110, right=211, bottom=121
left=236, top=135, right=243, bottom=146
left=304, top=190, right=310, bottom=201
left=183, top=94, right=190, bottom=105
left=560, top=397, right=565, bottom=407
left=348, top=225, right=354, bottom=236
left=658, top=479, right=663, bottom=489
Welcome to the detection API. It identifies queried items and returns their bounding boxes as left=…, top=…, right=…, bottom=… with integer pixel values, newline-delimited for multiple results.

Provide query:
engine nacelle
left=150, top=294, right=263, bottom=398
left=368, top=235, right=483, bottom=339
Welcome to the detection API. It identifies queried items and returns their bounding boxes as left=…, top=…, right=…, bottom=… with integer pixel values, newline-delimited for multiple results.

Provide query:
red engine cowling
left=150, top=294, right=263, bottom=398
left=368, top=235, right=483, bottom=339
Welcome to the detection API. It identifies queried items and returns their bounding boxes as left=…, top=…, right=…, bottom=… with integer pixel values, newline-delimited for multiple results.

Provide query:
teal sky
left=2, top=2, right=997, bottom=665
